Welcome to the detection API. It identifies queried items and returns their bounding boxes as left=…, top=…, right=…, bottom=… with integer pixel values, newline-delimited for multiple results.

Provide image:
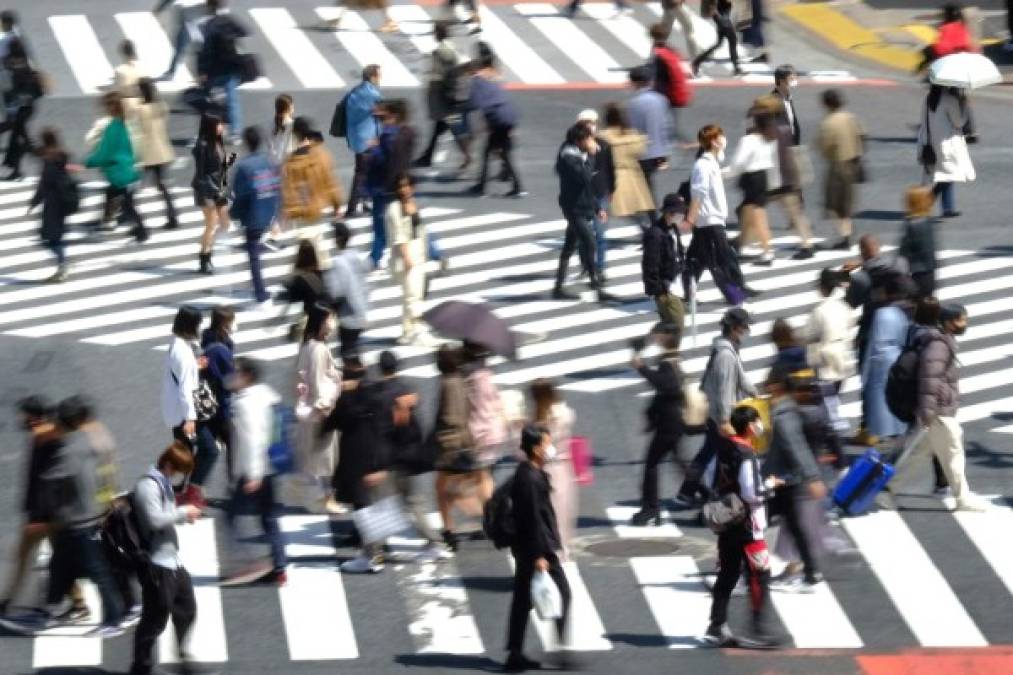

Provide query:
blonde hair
left=906, top=185, right=934, bottom=218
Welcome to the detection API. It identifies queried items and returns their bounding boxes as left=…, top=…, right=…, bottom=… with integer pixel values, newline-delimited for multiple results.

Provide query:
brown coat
left=281, top=143, right=343, bottom=222
left=599, top=126, right=654, bottom=217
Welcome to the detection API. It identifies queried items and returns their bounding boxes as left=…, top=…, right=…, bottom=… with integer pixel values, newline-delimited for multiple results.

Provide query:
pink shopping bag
left=569, top=436, right=594, bottom=486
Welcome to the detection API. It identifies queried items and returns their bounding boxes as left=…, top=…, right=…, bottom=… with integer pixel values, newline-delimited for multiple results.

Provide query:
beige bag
left=682, top=383, right=709, bottom=427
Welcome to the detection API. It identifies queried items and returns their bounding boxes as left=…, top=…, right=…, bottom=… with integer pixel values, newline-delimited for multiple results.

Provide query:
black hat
left=720, top=307, right=751, bottom=330
left=661, top=193, right=687, bottom=214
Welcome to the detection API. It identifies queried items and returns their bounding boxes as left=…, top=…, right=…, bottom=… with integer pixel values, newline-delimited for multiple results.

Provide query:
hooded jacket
left=701, top=336, right=757, bottom=423
left=231, top=382, right=281, bottom=482
left=641, top=216, right=684, bottom=297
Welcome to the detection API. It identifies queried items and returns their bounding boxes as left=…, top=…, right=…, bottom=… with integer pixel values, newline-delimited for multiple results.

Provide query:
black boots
left=198, top=252, right=214, bottom=275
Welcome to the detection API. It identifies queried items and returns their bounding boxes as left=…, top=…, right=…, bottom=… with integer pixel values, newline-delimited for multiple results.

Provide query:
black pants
left=110, top=185, right=148, bottom=239
left=47, top=526, right=124, bottom=627
left=146, top=164, right=179, bottom=226
left=677, top=418, right=725, bottom=499
left=695, top=16, right=739, bottom=70
left=641, top=430, right=682, bottom=511
left=507, top=551, right=571, bottom=653
left=683, top=225, right=746, bottom=304
left=639, top=158, right=663, bottom=205
left=1, top=102, right=33, bottom=172
left=338, top=325, right=363, bottom=363
left=767, top=484, right=819, bottom=580
left=477, top=125, right=520, bottom=192
left=709, top=528, right=771, bottom=629
left=172, top=423, right=220, bottom=488
left=911, top=270, right=935, bottom=301
left=226, top=474, right=287, bottom=572
left=347, top=152, right=370, bottom=215
left=130, top=565, right=197, bottom=675
left=555, top=212, right=598, bottom=288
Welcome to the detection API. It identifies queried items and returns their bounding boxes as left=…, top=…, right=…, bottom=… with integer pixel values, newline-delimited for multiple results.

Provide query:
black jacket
left=641, top=217, right=684, bottom=297
left=591, top=137, right=616, bottom=201
left=639, top=351, right=685, bottom=435
left=198, top=14, right=249, bottom=79
left=191, top=139, right=227, bottom=199
left=327, top=380, right=392, bottom=508
left=31, top=153, right=72, bottom=243
left=510, top=462, right=560, bottom=559
left=556, top=143, right=597, bottom=217
left=898, top=216, right=937, bottom=275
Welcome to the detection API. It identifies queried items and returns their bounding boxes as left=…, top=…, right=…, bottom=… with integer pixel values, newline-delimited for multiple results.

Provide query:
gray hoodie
left=701, top=336, right=757, bottom=423
left=134, top=468, right=190, bottom=569
left=38, top=430, right=103, bottom=530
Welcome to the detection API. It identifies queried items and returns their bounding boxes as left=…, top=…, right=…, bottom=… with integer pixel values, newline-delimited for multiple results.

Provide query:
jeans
left=427, top=231, right=443, bottom=262
left=47, top=527, right=124, bottom=627
left=47, top=241, right=66, bottom=267
left=555, top=212, right=598, bottom=288
left=507, top=551, right=571, bottom=652
left=210, top=74, right=241, bottom=136
left=933, top=181, right=955, bottom=214
left=226, top=474, right=287, bottom=572
left=592, top=198, right=608, bottom=274
left=244, top=228, right=269, bottom=302
left=172, top=423, right=220, bottom=488
left=130, top=565, right=196, bottom=675
left=369, top=191, right=389, bottom=266
left=165, top=7, right=193, bottom=76
left=709, top=528, right=771, bottom=630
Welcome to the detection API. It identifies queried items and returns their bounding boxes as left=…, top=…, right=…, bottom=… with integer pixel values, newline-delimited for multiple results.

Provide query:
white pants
left=893, top=416, right=970, bottom=501
left=395, top=262, right=426, bottom=338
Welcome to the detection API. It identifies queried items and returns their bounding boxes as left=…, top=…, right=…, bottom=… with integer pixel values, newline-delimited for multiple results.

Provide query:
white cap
left=576, top=109, right=598, bottom=123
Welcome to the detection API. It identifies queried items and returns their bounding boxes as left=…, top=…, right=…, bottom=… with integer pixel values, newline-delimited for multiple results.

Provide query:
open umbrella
left=422, top=301, right=518, bottom=360
left=929, top=52, right=1002, bottom=89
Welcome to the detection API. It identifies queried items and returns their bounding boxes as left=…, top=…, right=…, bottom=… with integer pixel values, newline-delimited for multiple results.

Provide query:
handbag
left=919, top=105, right=937, bottom=167
left=702, top=492, right=747, bottom=534
left=569, top=436, right=594, bottom=486
left=171, top=370, right=219, bottom=422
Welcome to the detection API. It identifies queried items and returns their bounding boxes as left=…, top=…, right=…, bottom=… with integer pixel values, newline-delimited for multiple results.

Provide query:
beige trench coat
left=600, top=127, right=654, bottom=217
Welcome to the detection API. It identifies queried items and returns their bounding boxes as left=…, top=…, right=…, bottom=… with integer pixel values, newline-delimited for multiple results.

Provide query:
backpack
left=268, top=404, right=296, bottom=474
left=329, top=92, right=349, bottom=138
left=100, top=476, right=158, bottom=571
left=885, top=328, right=947, bottom=424
left=482, top=477, right=516, bottom=549
left=653, top=48, right=692, bottom=108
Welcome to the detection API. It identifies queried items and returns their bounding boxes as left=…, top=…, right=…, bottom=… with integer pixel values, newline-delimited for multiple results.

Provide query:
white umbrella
left=928, top=52, right=1003, bottom=89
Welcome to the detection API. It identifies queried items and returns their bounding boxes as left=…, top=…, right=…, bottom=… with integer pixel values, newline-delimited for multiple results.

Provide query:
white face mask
left=752, top=421, right=765, bottom=438
left=788, top=78, right=798, bottom=89
left=543, top=444, right=558, bottom=462
left=714, top=137, right=727, bottom=163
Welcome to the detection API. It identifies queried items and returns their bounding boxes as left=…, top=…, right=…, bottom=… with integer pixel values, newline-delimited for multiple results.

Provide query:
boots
left=198, top=251, right=214, bottom=275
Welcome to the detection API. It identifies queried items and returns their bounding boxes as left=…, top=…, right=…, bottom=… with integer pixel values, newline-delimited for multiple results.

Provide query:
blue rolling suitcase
left=833, top=449, right=895, bottom=515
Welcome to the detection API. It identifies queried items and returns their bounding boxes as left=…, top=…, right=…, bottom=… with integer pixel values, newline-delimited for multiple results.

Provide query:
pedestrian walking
left=268, top=94, right=296, bottom=169
left=917, top=3, right=978, bottom=72
left=742, top=0, right=769, bottom=64
left=575, top=109, right=616, bottom=281
left=898, top=186, right=938, bottom=299
left=658, top=0, right=700, bottom=60
left=162, top=306, right=209, bottom=488
left=631, top=325, right=686, bottom=526
left=325, top=221, right=370, bottom=363
left=28, top=129, right=76, bottom=283
left=199, top=307, right=236, bottom=482
left=466, top=51, right=524, bottom=198
left=726, top=106, right=778, bottom=266
left=192, top=113, right=234, bottom=274
left=386, top=174, right=433, bottom=345
left=128, top=444, right=202, bottom=675
left=463, top=341, right=506, bottom=498
left=281, top=116, right=343, bottom=263
left=326, top=0, right=399, bottom=33
left=0, top=36, right=41, bottom=181
left=553, top=124, right=612, bottom=303
left=676, top=307, right=757, bottom=503
left=599, top=102, right=654, bottom=230
left=503, top=424, right=573, bottom=673
left=649, top=23, right=693, bottom=113
left=816, top=89, right=864, bottom=251
left=367, top=99, right=415, bottom=267
left=230, top=126, right=281, bottom=303
left=530, top=379, right=578, bottom=559
left=197, top=0, right=250, bottom=142
left=87, top=92, right=148, bottom=243
left=683, top=125, right=754, bottom=305
left=415, top=20, right=471, bottom=171
left=862, top=280, right=914, bottom=444
left=294, top=304, right=342, bottom=513
left=800, top=268, right=854, bottom=435
left=135, top=78, right=179, bottom=231
left=626, top=66, right=671, bottom=202
left=154, top=0, right=207, bottom=80
left=283, top=240, right=330, bottom=342
left=565, top=0, right=629, bottom=18
left=693, top=0, right=742, bottom=77
left=918, top=85, right=974, bottom=218
left=642, top=193, right=689, bottom=333
left=0, top=10, right=23, bottom=62
left=111, top=40, right=142, bottom=101
left=343, top=65, right=383, bottom=218
left=771, top=65, right=801, bottom=145
left=701, top=405, right=779, bottom=648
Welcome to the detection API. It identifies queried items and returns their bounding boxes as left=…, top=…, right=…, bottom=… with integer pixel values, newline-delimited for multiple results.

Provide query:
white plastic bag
left=530, top=569, right=562, bottom=621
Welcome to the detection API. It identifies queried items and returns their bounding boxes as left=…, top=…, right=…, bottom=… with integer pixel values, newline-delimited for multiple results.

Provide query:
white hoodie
left=231, top=382, right=281, bottom=482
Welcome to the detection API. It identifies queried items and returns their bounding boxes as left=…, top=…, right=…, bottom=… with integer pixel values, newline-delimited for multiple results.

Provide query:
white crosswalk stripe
left=29, top=4, right=854, bottom=95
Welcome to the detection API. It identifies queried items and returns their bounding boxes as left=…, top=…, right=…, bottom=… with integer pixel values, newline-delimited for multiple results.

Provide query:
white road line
left=250, top=8, right=345, bottom=89
left=32, top=582, right=102, bottom=668
left=115, top=12, right=195, bottom=91
left=48, top=16, right=115, bottom=94
left=583, top=4, right=653, bottom=59
left=476, top=6, right=564, bottom=84
left=387, top=5, right=444, bottom=57
left=278, top=515, right=358, bottom=659
left=770, top=582, right=863, bottom=648
left=841, top=511, right=986, bottom=647
left=952, top=500, right=1013, bottom=598
left=608, top=506, right=683, bottom=539
left=316, top=8, right=419, bottom=87
left=513, top=5, right=626, bottom=84
left=511, top=559, right=612, bottom=652
left=397, top=558, right=485, bottom=654
left=630, top=556, right=710, bottom=648
left=159, top=519, right=229, bottom=663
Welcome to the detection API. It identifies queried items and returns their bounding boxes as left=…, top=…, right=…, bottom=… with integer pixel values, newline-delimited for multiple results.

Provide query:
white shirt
left=726, top=133, right=777, bottom=175
left=690, top=153, right=727, bottom=226
left=161, top=336, right=199, bottom=428
left=231, top=382, right=281, bottom=482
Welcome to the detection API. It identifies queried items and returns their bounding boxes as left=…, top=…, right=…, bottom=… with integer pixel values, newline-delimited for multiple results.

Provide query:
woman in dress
left=598, top=102, right=654, bottom=230
left=192, top=113, right=234, bottom=274
left=530, top=379, right=577, bottom=560
left=295, top=303, right=342, bottom=513
left=135, top=78, right=179, bottom=230
left=29, top=128, right=75, bottom=282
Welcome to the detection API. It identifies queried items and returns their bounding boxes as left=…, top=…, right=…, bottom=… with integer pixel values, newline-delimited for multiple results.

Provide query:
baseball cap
left=576, top=109, right=598, bottom=123
left=661, top=193, right=687, bottom=214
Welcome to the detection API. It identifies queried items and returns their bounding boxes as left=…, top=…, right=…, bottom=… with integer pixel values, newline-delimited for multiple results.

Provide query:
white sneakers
left=416, top=544, right=454, bottom=563
left=341, top=554, right=385, bottom=574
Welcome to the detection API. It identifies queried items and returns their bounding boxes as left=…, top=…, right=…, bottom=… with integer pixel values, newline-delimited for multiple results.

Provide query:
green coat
left=86, top=118, right=138, bottom=188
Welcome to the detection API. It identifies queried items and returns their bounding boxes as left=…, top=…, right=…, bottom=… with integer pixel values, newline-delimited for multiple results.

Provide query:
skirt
left=738, top=169, right=768, bottom=207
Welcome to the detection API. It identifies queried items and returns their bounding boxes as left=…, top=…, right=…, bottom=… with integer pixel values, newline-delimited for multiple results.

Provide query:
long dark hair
left=208, top=306, right=236, bottom=343
left=138, top=77, right=159, bottom=105
left=274, top=94, right=293, bottom=135
left=303, top=303, right=333, bottom=344
left=198, top=113, right=224, bottom=148
left=927, top=84, right=964, bottom=114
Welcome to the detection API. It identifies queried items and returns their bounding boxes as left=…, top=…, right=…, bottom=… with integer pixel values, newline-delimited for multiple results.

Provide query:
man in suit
left=772, top=65, right=801, bottom=146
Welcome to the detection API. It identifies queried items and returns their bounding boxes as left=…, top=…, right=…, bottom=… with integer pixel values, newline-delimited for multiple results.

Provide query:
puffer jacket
left=917, top=327, right=959, bottom=420
left=281, top=143, right=343, bottom=222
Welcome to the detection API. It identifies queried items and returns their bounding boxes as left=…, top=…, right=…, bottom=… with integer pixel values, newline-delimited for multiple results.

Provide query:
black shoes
left=743, top=286, right=761, bottom=298
left=465, top=184, right=485, bottom=197
left=552, top=286, right=579, bottom=301
left=630, top=508, right=662, bottom=527
left=198, top=252, right=214, bottom=275
left=504, top=188, right=528, bottom=199
left=701, top=622, right=735, bottom=647
left=441, top=529, right=459, bottom=553
left=791, top=247, right=814, bottom=260
left=942, top=210, right=961, bottom=218
left=503, top=652, right=542, bottom=672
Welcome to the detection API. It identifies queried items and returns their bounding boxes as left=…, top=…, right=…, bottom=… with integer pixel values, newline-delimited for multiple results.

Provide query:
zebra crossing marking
left=47, top=15, right=114, bottom=95
left=115, top=12, right=195, bottom=91
left=513, top=4, right=628, bottom=84
left=630, top=556, right=711, bottom=649
left=315, top=8, right=420, bottom=88
left=250, top=8, right=346, bottom=89
left=31, top=582, right=102, bottom=668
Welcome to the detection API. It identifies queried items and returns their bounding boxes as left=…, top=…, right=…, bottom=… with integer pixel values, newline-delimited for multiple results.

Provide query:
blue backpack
left=268, top=404, right=296, bottom=474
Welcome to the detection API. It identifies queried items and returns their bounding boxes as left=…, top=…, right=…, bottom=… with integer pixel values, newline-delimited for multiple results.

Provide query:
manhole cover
left=585, top=539, right=680, bottom=558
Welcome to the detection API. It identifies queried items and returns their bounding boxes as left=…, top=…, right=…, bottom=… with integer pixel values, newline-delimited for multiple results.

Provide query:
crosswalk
left=2, top=177, right=1013, bottom=434
left=9, top=495, right=1013, bottom=670
left=24, top=3, right=858, bottom=96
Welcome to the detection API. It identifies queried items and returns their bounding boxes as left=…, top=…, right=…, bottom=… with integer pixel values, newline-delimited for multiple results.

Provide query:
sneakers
left=441, top=529, right=459, bottom=553
left=46, top=267, right=68, bottom=283
left=772, top=573, right=822, bottom=594
left=503, top=652, right=542, bottom=672
left=0, top=610, right=51, bottom=635
left=120, top=604, right=142, bottom=629
left=416, top=544, right=454, bottom=563
left=341, top=554, right=385, bottom=574
left=57, top=603, right=92, bottom=623
left=504, top=188, right=528, bottom=199
left=851, top=427, right=879, bottom=447
left=736, top=630, right=783, bottom=649
left=753, top=251, right=775, bottom=266
left=701, top=622, right=735, bottom=647
left=955, top=496, right=987, bottom=512
left=220, top=560, right=273, bottom=587
left=88, top=624, right=125, bottom=639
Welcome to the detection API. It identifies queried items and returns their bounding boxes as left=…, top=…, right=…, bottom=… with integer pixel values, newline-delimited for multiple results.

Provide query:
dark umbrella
left=422, top=301, right=518, bottom=360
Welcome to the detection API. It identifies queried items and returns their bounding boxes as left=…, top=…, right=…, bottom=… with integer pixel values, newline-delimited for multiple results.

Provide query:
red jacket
left=651, top=45, right=693, bottom=108
left=933, top=21, right=977, bottom=57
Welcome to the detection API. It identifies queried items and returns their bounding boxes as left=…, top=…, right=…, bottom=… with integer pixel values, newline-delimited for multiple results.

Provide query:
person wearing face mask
left=683, top=124, right=754, bottom=306
left=883, top=303, right=986, bottom=512
left=642, top=194, right=689, bottom=334
left=771, top=66, right=800, bottom=146
left=128, top=443, right=202, bottom=675
left=200, top=307, right=236, bottom=480
left=701, top=405, right=779, bottom=648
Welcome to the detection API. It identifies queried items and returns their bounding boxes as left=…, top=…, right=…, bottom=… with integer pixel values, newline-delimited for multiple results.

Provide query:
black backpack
left=329, top=92, right=349, bottom=138
left=885, top=328, right=946, bottom=424
left=100, top=477, right=158, bottom=571
left=482, top=477, right=516, bottom=549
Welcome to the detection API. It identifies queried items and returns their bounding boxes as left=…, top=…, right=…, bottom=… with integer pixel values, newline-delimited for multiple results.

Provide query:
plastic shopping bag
left=352, top=496, right=411, bottom=544
left=530, top=569, right=562, bottom=621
